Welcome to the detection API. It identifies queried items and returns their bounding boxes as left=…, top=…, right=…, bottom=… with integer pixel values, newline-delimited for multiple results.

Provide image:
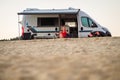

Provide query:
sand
left=0, top=37, right=120, bottom=80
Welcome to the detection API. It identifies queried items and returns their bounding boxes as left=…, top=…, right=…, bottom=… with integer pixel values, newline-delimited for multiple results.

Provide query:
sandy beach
left=0, top=37, right=120, bottom=80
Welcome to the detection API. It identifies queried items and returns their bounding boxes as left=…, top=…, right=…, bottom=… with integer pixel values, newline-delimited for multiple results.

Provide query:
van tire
left=22, top=33, right=31, bottom=40
left=106, top=31, right=112, bottom=37
left=31, top=35, right=34, bottom=39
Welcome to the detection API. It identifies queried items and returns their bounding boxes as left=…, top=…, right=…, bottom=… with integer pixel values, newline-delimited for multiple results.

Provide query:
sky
left=0, top=0, right=120, bottom=39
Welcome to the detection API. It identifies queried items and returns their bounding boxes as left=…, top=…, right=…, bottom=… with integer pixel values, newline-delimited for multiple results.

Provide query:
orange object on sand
left=88, top=33, right=93, bottom=37
left=96, top=31, right=100, bottom=35
left=22, top=26, right=24, bottom=36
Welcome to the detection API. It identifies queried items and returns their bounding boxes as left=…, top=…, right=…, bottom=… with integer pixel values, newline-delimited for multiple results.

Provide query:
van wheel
left=31, top=35, right=34, bottom=39
left=97, top=31, right=106, bottom=37
left=22, top=33, right=31, bottom=40
left=106, top=31, right=112, bottom=37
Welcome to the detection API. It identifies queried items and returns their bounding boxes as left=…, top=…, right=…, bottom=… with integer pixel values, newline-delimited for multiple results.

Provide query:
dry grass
left=0, top=37, right=120, bottom=80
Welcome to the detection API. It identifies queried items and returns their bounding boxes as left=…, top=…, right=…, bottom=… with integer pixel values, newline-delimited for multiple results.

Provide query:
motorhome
left=18, top=8, right=111, bottom=39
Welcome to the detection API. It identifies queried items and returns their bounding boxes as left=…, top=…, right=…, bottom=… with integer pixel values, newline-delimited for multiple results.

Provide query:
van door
left=80, top=17, right=98, bottom=37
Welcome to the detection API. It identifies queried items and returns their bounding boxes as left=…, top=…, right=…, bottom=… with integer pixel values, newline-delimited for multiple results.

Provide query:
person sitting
left=59, top=26, right=67, bottom=38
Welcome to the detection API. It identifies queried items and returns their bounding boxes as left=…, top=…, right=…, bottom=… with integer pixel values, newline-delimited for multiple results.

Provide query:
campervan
left=18, top=8, right=111, bottom=39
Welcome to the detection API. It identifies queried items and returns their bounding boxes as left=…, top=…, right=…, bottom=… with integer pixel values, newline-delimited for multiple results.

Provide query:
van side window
left=81, top=17, right=89, bottom=27
left=81, top=17, right=97, bottom=28
left=37, top=18, right=58, bottom=27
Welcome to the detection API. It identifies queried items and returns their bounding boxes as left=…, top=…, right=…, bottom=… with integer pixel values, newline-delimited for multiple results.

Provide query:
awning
left=18, top=8, right=80, bottom=15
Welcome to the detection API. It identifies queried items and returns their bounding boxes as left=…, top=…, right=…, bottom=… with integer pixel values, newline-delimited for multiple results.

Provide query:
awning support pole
left=18, top=15, right=20, bottom=40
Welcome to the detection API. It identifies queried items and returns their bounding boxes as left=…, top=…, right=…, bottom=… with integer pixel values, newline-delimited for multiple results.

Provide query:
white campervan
left=18, top=8, right=111, bottom=39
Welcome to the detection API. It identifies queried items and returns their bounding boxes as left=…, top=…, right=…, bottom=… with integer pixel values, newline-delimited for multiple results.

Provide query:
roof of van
left=18, top=8, right=80, bottom=15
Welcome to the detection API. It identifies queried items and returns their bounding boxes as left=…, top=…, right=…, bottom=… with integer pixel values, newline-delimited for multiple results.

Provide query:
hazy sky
left=0, top=0, right=120, bottom=39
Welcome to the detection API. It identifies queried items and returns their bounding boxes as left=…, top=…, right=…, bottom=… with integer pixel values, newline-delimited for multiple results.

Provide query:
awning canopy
left=18, top=8, right=80, bottom=15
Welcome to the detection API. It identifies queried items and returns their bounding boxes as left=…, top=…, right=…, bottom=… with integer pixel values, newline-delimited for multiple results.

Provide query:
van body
left=18, top=8, right=111, bottom=39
